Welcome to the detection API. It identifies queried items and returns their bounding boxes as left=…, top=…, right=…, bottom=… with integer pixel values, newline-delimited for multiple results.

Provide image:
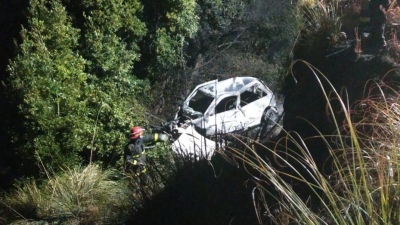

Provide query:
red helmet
left=130, top=126, right=145, bottom=139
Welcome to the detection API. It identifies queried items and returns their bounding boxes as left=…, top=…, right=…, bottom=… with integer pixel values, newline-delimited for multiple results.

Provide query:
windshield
left=187, top=90, right=214, bottom=114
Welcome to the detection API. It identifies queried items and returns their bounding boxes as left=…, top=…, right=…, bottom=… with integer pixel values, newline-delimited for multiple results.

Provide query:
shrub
left=7, top=0, right=149, bottom=172
left=295, top=0, right=343, bottom=57
left=2, top=164, right=133, bottom=224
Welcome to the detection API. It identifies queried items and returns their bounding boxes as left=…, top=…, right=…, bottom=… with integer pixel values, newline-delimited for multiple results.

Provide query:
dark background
left=0, top=1, right=29, bottom=189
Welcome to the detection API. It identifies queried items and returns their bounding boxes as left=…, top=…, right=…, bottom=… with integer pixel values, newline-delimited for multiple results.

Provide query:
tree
left=130, top=0, right=200, bottom=120
left=79, top=0, right=149, bottom=165
left=81, top=0, right=146, bottom=75
left=7, top=0, right=150, bottom=172
left=8, top=0, right=92, bottom=170
left=137, top=0, right=199, bottom=78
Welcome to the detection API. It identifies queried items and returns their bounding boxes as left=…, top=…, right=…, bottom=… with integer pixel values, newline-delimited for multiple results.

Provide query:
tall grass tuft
left=2, top=164, right=133, bottom=224
left=335, top=79, right=400, bottom=224
left=297, top=0, right=343, bottom=49
left=222, top=60, right=400, bottom=224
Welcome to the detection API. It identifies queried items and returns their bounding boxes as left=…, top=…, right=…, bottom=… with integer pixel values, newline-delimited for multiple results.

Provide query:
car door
left=239, top=84, right=273, bottom=127
left=202, top=95, right=247, bottom=136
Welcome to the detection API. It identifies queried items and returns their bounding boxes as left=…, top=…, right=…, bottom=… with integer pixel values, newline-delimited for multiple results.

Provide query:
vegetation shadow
left=128, top=155, right=264, bottom=225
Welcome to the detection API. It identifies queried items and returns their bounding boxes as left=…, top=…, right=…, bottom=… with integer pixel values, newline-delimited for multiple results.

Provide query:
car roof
left=196, top=77, right=263, bottom=97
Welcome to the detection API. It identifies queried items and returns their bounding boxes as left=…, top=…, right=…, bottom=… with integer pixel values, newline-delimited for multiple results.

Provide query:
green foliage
left=295, top=0, right=343, bottom=56
left=139, top=0, right=199, bottom=75
left=82, top=0, right=146, bottom=75
left=7, top=0, right=151, bottom=171
left=2, top=164, right=133, bottom=224
left=155, top=0, right=199, bottom=68
left=133, top=142, right=178, bottom=201
left=196, top=0, right=247, bottom=31
left=166, top=0, right=199, bottom=38
left=8, top=0, right=92, bottom=168
left=80, top=0, right=150, bottom=165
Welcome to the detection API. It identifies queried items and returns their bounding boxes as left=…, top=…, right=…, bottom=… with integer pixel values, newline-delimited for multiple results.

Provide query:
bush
left=295, top=0, right=344, bottom=58
left=2, top=164, right=133, bottom=224
left=7, top=0, right=149, bottom=172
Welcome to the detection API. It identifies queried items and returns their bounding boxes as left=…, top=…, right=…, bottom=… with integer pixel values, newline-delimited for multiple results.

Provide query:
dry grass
left=221, top=60, right=400, bottom=224
left=2, top=164, right=133, bottom=224
left=386, top=1, right=400, bottom=25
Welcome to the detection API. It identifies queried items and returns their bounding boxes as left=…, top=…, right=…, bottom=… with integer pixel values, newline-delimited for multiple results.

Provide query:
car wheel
left=259, top=107, right=279, bottom=141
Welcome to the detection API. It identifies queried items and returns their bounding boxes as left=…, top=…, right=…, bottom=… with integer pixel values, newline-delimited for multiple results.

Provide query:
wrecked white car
left=179, top=76, right=282, bottom=138
left=170, top=125, right=219, bottom=160
left=168, top=76, right=283, bottom=160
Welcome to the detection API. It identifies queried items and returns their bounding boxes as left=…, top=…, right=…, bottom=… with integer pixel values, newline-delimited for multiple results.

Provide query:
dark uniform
left=125, top=133, right=169, bottom=184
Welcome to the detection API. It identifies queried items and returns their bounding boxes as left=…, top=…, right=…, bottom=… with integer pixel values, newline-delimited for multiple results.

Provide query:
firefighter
left=124, top=126, right=169, bottom=184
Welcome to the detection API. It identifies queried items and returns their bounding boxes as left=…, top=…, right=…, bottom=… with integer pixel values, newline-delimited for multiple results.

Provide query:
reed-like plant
left=297, top=0, right=343, bottom=48
left=221, top=60, right=400, bottom=224
left=2, top=164, right=133, bottom=224
left=335, top=78, right=400, bottom=224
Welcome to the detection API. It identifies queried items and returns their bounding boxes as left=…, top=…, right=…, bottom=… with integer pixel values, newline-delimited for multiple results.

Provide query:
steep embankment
left=283, top=40, right=399, bottom=174
left=129, top=42, right=400, bottom=225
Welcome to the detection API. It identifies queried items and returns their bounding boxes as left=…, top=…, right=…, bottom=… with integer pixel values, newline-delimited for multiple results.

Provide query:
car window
left=240, top=85, right=267, bottom=107
left=188, top=91, right=214, bottom=114
left=215, top=96, right=238, bottom=113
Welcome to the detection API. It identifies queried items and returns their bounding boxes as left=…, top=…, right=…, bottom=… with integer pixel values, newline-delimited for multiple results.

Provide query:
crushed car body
left=179, top=76, right=280, bottom=136
left=159, top=76, right=283, bottom=160
left=170, top=125, right=219, bottom=160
